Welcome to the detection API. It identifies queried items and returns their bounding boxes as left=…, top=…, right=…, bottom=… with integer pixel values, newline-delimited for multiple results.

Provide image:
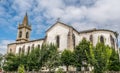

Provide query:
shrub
left=18, top=64, right=25, bottom=73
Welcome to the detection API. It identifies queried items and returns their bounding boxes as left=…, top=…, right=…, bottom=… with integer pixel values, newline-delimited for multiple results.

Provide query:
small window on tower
left=19, top=31, right=22, bottom=38
left=26, top=32, right=29, bottom=38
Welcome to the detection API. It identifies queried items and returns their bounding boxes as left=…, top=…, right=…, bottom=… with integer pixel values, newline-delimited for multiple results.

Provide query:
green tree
left=74, top=39, right=91, bottom=71
left=87, top=43, right=112, bottom=73
left=0, top=53, right=2, bottom=70
left=45, top=43, right=60, bottom=72
left=61, top=49, right=74, bottom=71
left=18, top=64, right=25, bottom=73
left=108, top=49, right=120, bottom=71
left=3, top=53, right=19, bottom=71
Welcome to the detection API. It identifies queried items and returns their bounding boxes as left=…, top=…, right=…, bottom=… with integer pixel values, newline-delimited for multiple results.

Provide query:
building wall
left=7, top=22, right=118, bottom=54
left=15, top=40, right=44, bottom=54
left=46, top=23, right=70, bottom=51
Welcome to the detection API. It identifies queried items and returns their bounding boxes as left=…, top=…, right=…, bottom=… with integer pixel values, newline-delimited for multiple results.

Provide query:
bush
left=18, top=64, right=25, bottom=73
left=56, top=68, right=64, bottom=73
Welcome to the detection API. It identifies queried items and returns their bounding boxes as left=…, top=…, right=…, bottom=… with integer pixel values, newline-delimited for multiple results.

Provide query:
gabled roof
left=46, top=21, right=79, bottom=33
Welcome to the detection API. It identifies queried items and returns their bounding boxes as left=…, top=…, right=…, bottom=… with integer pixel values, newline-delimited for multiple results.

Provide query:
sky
left=0, top=0, right=120, bottom=54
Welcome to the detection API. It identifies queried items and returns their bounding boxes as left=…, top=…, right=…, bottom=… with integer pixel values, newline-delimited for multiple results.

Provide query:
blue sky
left=0, top=0, right=120, bottom=54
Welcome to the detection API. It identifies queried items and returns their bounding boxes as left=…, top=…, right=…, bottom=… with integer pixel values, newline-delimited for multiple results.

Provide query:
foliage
left=3, top=53, right=19, bottom=71
left=87, top=42, right=112, bottom=73
left=108, top=49, right=120, bottom=71
left=3, top=43, right=60, bottom=72
left=18, top=64, right=25, bottom=73
left=61, top=49, right=74, bottom=71
left=74, top=39, right=91, bottom=71
left=45, top=43, right=60, bottom=72
left=0, top=53, right=2, bottom=68
left=56, top=68, right=64, bottom=73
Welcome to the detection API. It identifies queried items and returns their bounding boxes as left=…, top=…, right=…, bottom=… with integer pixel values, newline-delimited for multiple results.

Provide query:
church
left=7, top=13, right=119, bottom=54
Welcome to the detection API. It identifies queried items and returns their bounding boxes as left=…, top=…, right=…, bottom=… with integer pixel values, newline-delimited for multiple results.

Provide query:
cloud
left=0, top=40, right=14, bottom=54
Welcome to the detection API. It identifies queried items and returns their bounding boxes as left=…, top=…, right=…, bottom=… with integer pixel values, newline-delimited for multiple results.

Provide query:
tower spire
left=22, top=12, right=28, bottom=26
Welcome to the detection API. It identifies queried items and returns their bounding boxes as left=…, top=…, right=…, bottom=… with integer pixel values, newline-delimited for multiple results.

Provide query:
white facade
left=7, top=21, right=119, bottom=54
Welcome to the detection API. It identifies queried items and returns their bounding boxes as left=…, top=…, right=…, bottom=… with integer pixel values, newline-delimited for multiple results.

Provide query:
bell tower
left=16, top=13, right=31, bottom=43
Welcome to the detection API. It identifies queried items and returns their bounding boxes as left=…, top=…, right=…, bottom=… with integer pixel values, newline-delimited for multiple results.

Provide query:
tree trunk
left=66, top=66, right=69, bottom=72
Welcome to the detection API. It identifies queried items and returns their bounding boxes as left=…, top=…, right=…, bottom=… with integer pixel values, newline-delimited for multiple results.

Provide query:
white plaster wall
left=79, top=31, right=117, bottom=49
left=46, top=23, right=69, bottom=51
left=16, top=40, right=44, bottom=54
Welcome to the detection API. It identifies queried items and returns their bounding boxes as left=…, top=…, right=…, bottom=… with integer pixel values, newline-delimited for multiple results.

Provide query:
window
left=28, top=46, right=30, bottom=54
left=56, top=35, right=60, bottom=48
left=19, top=47, right=21, bottom=54
left=90, top=35, right=93, bottom=43
left=10, top=48, right=12, bottom=53
left=22, top=46, right=25, bottom=54
left=19, top=31, right=22, bottom=38
left=38, top=44, right=40, bottom=49
left=26, top=32, right=29, bottom=38
left=72, top=34, right=75, bottom=48
left=32, top=44, right=34, bottom=50
left=110, top=35, right=115, bottom=48
left=100, top=36, right=104, bottom=43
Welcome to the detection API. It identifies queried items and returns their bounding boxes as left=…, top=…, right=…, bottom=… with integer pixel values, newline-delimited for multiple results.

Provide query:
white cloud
left=0, top=40, right=14, bottom=55
left=1, top=0, right=120, bottom=47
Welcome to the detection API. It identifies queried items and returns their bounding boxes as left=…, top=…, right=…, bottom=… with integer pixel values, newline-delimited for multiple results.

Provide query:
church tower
left=16, top=13, right=31, bottom=43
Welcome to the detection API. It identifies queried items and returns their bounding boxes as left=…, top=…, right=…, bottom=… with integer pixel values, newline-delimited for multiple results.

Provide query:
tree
left=44, top=43, right=60, bottom=72
left=87, top=43, right=112, bottom=73
left=18, top=64, right=25, bottom=73
left=61, top=49, right=74, bottom=71
left=74, top=39, right=91, bottom=71
left=3, top=53, right=19, bottom=71
left=108, top=49, right=120, bottom=71
left=0, top=53, right=2, bottom=71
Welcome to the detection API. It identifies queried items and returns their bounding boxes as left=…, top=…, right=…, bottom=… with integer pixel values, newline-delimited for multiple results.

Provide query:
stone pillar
left=67, top=28, right=74, bottom=51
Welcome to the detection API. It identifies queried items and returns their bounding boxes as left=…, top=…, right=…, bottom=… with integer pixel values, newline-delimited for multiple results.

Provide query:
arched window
left=31, top=44, right=34, bottom=50
left=38, top=44, right=40, bottom=49
left=110, top=35, right=115, bottom=48
left=19, top=47, right=21, bottom=55
left=22, top=46, right=25, bottom=54
left=90, top=35, right=93, bottom=43
left=10, top=48, right=12, bottom=53
left=72, top=34, right=75, bottom=48
left=56, top=35, right=60, bottom=48
left=26, top=32, right=29, bottom=38
left=19, top=31, right=22, bottom=38
left=100, top=36, right=104, bottom=43
left=27, top=46, right=30, bottom=54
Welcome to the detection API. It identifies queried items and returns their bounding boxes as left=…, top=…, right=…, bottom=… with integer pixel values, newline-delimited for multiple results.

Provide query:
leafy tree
left=0, top=53, right=2, bottom=68
left=3, top=53, right=19, bottom=71
left=18, top=64, right=25, bottom=73
left=74, top=39, right=91, bottom=71
left=87, top=43, right=112, bottom=73
left=108, top=49, right=120, bottom=71
left=45, top=43, right=60, bottom=72
left=61, top=49, right=74, bottom=71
